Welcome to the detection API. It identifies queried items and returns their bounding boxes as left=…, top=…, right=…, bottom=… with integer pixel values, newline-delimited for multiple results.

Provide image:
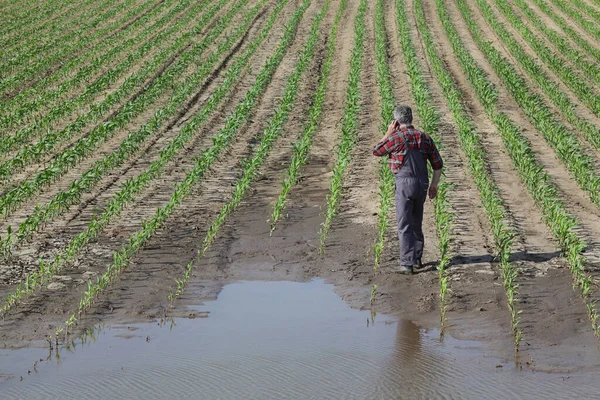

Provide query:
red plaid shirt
left=373, top=124, right=443, bottom=173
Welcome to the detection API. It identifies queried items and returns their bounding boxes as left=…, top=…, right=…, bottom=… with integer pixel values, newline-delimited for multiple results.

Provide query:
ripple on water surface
left=1, top=279, right=598, bottom=399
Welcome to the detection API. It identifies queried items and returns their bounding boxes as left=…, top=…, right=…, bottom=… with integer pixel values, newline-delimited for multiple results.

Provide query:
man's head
left=393, top=104, right=413, bottom=125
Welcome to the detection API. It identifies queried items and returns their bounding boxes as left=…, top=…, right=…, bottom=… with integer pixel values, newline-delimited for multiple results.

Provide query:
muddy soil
left=1, top=0, right=600, bottom=379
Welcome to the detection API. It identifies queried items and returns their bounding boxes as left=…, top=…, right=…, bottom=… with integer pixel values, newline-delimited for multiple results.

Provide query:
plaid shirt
left=373, top=124, right=443, bottom=173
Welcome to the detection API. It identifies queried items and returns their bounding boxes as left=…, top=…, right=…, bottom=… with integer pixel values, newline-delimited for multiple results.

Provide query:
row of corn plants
left=0, top=0, right=183, bottom=129
left=508, top=0, right=600, bottom=97
left=199, top=0, right=330, bottom=253
left=372, top=0, right=398, bottom=270
left=528, top=0, right=600, bottom=65
left=422, top=0, right=521, bottom=346
left=547, top=0, right=600, bottom=43
left=0, top=0, right=73, bottom=41
left=55, top=0, right=311, bottom=336
left=0, top=0, right=218, bottom=159
left=0, top=0, right=299, bottom=317
left=471, top=0, right=600, bottom=209
left=0, top=0, right=201, bottom=147
left=490, top=0, right=600, bottom=123
left=0, top=0, right=232, bottom=216
left=318, top=0, right=367, bottom=251
left=0, top=0, right=106, bottom=57
left=0, top=0, right=94, bottom=49
left=0, top=0, right=271, bottom=257
left=174, top=0, right=344, bottom=301
left=0, top=0, right=139, bottom=95
left=269, top=0, right=348, bottom=234
left=3, top=0, right=148, bottom=65
left=567, top=0, right=600, bottom=24
left=395, top=0, right=454, bottom=325
left=454, top=0, right=600, bottom=337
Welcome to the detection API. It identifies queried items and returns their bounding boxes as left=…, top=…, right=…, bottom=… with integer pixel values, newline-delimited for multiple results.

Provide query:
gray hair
left=393, top=104, right=413, bottom=124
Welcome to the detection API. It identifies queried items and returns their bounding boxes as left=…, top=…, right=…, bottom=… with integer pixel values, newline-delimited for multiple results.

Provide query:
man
left=373, top=105, right=443, bottom=274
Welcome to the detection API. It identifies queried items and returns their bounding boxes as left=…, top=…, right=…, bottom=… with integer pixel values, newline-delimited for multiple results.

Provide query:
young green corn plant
left=318, top=0, right=367, bottom=252
left=454, top=0, right=600, bottom=339
left=1, top=0, right=269, bottom=256
left=269, top=0, right=348, bottom=234
left=52, top=0, right=312, bottom=334
left=0, top=0, right=186, bottom=132
left=0, top=0, right=293, bottom=315
left=470, top=0, right=600, bottom=210
left=395, top=0, right=454, bottom=327
left=0, top=0, right=233, bottom=215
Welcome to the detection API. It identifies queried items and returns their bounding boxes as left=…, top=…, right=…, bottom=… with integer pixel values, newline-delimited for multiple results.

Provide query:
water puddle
left=1, top=279, right=598, bottom=399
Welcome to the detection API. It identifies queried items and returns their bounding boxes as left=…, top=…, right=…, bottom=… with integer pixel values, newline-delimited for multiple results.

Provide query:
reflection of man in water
left=373, top=105, right=443, bottom=274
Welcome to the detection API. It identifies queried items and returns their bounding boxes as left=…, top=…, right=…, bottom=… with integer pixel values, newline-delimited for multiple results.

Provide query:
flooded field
left=1, top=280, right=598, bottom=399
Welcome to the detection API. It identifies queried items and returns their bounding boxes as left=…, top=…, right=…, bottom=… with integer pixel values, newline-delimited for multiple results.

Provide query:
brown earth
left=1, top=0, right=600, bottom=377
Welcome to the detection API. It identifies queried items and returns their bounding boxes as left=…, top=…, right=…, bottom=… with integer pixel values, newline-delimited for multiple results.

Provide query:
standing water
left=0, top=279, right=598, bottom=399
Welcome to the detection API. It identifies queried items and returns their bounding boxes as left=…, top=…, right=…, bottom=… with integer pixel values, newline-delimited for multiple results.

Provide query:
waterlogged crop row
left=0, top=0, right=184, bottom=130
left=200, top=0, right=330, bottom=252
left=269, top=0, right=347, bottom=234
left=56, top=0, right=311, bottom=336
left=454, top=0, right=600, bottom=337
left=318, top=0, right=367, bottom=251
left=395, top=0, right=453, bottom=324
left=490, top=0, right=600, bottom=123
left=471, top=0, right=600, bottom=209
left=0, top=0, right=271, bottom=257
left=175, top=0, right=345, bottom=300
left=422, top=0, right=521, bottom=345
left=0, top=0, right=139, bottom=95
left=0, top=0, right=286, bottom=313
left=0, top=0, right=233, bottom=219
left=0, top=0, right=215, bottom=159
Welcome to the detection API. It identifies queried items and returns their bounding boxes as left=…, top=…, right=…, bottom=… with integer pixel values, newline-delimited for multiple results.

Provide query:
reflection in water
left=1, top=280, right=599, bottom=399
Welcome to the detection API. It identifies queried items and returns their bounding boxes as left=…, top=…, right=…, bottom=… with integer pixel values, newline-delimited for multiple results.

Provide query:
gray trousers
left=395, top=176, right=427, bottom=266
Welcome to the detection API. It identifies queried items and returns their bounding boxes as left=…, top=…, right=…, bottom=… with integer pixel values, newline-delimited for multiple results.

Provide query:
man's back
left=372, top=123, right=443, bottom=174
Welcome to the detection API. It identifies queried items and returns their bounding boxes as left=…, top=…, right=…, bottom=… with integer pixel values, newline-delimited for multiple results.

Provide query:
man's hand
left=428, top=184, right=438, bottom=199
left=386, top=120, right=398, bottom=137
